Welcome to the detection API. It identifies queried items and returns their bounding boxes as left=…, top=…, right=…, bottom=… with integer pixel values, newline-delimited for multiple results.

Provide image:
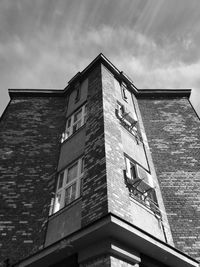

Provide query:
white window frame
left=53, top=157, right=84, bottom=214
left=124, top=156, right=158, bottom=209
left=61, top=104, right=87, bottom=143
left=74, top=83, right=81, bottom=103
left=124, top=156, right=153, bottom=189
left=121, top=82, right=128, bottom=101
left=124, top=156, right=137, bottom=180
left=116, top=102, right=138, bottom=135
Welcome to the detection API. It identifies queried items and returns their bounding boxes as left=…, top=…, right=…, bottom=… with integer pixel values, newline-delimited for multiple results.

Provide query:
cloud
left=2, top=24, right=200, bottom=91
left=0, top=0, right=200, bottom=116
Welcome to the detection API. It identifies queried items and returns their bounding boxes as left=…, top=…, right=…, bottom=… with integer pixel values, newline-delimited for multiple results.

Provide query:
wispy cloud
left=0, top=0, right=200, bottom=116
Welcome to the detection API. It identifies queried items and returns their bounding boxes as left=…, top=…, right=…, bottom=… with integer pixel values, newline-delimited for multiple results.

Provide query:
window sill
left=115, top=110, right=142, bottom=144
left=129, top=192, right=161, bottom=218
left=49, top=197, right=82, bottom=221
left=120, top=122, right=142, bottom=144
left=61, top=124, right=86, bottom=145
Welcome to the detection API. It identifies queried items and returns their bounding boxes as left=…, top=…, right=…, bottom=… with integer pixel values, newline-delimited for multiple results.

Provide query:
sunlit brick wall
left=138, top=97, right=200, bottom=261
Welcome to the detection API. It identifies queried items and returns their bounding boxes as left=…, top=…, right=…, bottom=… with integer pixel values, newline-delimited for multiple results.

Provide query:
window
left=116, top=102, right=138, bottom=138
left=61, top=104, right=87, bottom=143
left=124, top=156, right=159, bottom=213
left=53, top=157, right=84, bottom=214
left=121, top=82, right=128, bottom=101
left=74, top=83, right=81, bottom=103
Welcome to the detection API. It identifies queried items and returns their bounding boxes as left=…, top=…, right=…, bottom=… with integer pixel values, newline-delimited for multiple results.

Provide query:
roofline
left=8, top=89, right=64, bottom=98
left=68, top=53, right=138, bottom=93
left=137, top=89, right=191, bottom=98
left=8, top=53, right=191, bottom=98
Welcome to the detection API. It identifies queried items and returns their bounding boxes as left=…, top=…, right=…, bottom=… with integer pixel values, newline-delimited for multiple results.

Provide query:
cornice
left=8, top=89, right=64, bottom=98
left=13, top=213, right=199, bottom=267
left=136, top=89, right=191, bottom=98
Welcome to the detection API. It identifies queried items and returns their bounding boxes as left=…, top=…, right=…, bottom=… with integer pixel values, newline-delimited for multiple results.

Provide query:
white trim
left=116, top=102, right=138, bottom=137
left=52, top=157, right=84, bottom=214
left=61, top=104, right=87, bottom=143
left=124, top=156, right=159, bottom=210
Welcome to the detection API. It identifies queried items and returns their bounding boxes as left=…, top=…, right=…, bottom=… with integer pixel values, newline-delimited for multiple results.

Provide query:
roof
left=8, top=53, right=191, bottom=98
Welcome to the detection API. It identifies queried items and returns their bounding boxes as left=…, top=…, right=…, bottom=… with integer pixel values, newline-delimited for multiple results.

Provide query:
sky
left=0, top=0, right=200, bottom=117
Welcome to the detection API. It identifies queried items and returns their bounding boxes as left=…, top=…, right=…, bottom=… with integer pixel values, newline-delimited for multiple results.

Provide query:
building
left=0, top=54, right=199, bottom=267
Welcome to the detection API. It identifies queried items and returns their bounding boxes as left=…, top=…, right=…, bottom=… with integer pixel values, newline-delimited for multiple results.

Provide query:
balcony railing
left=123, top=170, right=161, bottom=217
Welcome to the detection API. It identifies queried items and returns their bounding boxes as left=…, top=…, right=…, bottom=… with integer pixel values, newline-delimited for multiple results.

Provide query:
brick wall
left=138, top=97, right=200, bottom=261
left=81, top=65, right=108, bottom=226
left=0, top=96, right=66, bottom=265
left=101, top=66, right=170, bottom=244
left=101, top=65, right=132, bottom=221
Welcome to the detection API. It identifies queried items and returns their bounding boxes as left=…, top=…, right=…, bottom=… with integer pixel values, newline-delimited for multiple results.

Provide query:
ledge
left=137, top=89, right=191, bottom=98
left=8, top=89, right=64, bottom=98
left=78, top=239, right=141, bottom=265
left=48, top=197, right=82, bottom=221
left=14, top=213, right=199, bottom=267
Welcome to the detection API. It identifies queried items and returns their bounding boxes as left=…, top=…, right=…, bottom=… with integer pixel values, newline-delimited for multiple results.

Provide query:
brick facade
left=0, top=96, right=66, bottom=265
left=81, top=65, right=108, bottom=226
left=0, top=54, right=199, bottom=267
left=102, top=65, right=132, bottom=221
left=138, top=97, right=200, bottom=261
left=101, top=66, right=171, bottom=244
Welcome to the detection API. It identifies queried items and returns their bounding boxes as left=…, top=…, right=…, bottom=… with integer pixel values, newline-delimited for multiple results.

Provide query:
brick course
left=138, top=97, right=200, bottom=260
left=0, top=96, right=66, bottom=265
